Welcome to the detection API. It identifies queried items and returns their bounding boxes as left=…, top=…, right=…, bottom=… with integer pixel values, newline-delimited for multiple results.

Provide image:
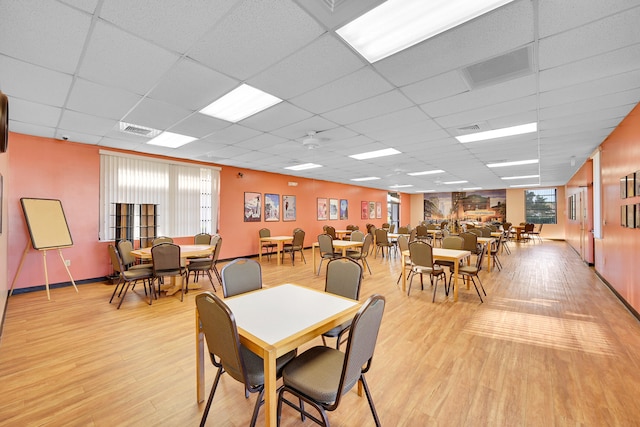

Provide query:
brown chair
left=407, top=241, right=447, bottom=301
left=259, top=228, right=277, bottom=260
left=277, top=294, right=386, bottom=427
left=347, top=233, right=373, bottom=276
left=196, top=292, right=296, bottom=427
left=108, top=244, right=154, bottom=309
left=187, top=240, right=220, bottom=292
left=434, top=235, right=464, bottom=276
left=152, top=236, right=173, bottom=245
left=374, top=228, right=395, bottom=258
left=282, top=229, right=306, bottom=265
left=324, top=225, right=337, bottom=240
left=317, top=234, right=338, bottom=275
left=116, top=240, right=151, bottom=271
left=151, top=243, right=189, bottom=301
left=530, top=223, right=543, bottom=243
left=450, top=244, right=487, bottom=303
left=194, top=233, right=212, bottom=245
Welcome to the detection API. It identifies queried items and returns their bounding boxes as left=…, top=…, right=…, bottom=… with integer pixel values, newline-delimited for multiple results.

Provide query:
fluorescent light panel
left=510, top=183, right=540, bottom=188
left=415, top=190, right=435, bottom=193
left=351, top=177, right=380, bottom=182
left=456, top=122, right=537, bottom=143
left=390, top=184, right=413, bottom=188
left=147, top=131, right=196, bottom=148
left=407, top=169, right=445, bottom=176
left=284, top=163, right=322, bottom=171
left=501, top=174, right=540, bottom=180
left=487, top=159, right=538, bottom=168
left=199, top=84, right=282, bottom=123
left=444, top=180, right=468, bottom=185
left=463, top=187, right=482, bottom=191
left=337, top=0, right=515, bottom=63
left=349, top=148, right=401, bottom=160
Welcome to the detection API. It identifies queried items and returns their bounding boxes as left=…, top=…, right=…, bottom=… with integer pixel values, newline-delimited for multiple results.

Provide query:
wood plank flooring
left=2, top=240, right=640, bottom=426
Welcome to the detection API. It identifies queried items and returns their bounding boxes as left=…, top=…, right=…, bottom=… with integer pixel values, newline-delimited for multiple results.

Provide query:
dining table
left=311, top=240, right=364, bottom=272
left=476, top=237, right=496, bottom=272
left=258, top=235, right=293, bottom=266
left=401, top=248, right=471, bottom=301
left=195, top=283, right=361, bottom=427
left=512, top=225, right=526, bottom=240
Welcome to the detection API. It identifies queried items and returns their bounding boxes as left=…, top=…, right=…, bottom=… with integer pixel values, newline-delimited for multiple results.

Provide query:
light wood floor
left=2, top=240, right=640, bottom=426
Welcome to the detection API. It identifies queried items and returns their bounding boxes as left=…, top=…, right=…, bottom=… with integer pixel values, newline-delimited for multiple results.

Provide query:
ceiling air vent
left=460, top=45, right=534, bottom=89
left=119, top=122, right=161, bottom=138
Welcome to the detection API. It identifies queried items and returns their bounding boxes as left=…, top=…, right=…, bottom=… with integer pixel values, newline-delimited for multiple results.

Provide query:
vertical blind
left=99, top=151, right=220, bottom=241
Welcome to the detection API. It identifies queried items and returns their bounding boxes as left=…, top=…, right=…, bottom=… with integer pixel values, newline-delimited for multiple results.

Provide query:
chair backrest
left=151, top=243, right=181, bottom=273
left=415, top=225, right=428, bottom=238
left=212, top=237, right=223, bottom=262
left=408, top=228, right=417, bottom=242
left=360, top=233, right=373, bottom=257
left=325, top=258, right=363, bottom=300
left=440, top=221, right=448, bottom=230
left=426, top=224, right=438, bottom=230
left=374, top=228, right=389, bottom=244
left=487, top=225, right=498, bottom=232
left=442, top=235, right=464, bottom=250
left=291, top=229, right=305, bottom=248
left=396, top=234, right=409, bottom=252
left=116, top=239, right=136, bottom=267
left=259, top=228, right=272, bottom=240
left=536, top=223, right=543, bottom=233
left=318, top=233, right=335, bottom=256
left=350, top=230, right=365, bottom=242
left=459, top=232, right=478, bottom=254
left=476, top=244, right=487, bottom=271
left=152, top=236, right=173, bottom=245
left=397, top=226, right=409, bottom=234
left=408, top=240, right=435, bottom=268
left=479, top=227, right=491, bottom=237
left=221, top=258, right=262, bottom=298
left=194, top=233, right=212, bottom=244
left=210, top=234, right=221, bottom=247
left=381, top=223, right=390, bottom=230
left=525, top=223, right=535, bottom=232
left=336, top=294, right=386, bottom=406
left=195, top=292, right=248, bottom=385
left=325, top=225, right=337, bottom=240
left=108, top=244, right=125, bottom=274
left=467, top=228, right=482, bottom=237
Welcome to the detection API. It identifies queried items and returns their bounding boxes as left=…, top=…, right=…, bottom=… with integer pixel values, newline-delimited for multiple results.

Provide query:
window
left=525, top=189, right=557, bottom=224
left=99, top=151, right=220, bottom=241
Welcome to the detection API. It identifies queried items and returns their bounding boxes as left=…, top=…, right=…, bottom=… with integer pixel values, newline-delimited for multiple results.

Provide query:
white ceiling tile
left=434, top=95, right=537, bottom=129
left=8, top=121, right=56, bottom=139
left=10, top=98, right=61, bottom=127
left=67, top=78, right=142, bottom=120
left=241, top=102, right=313, bottom=132
left=538, top=0, right=640, bottom=37
left=58, top=110, right=118, bottom=137
left=204, top=125, right=262, bottom=145
left=0, top=55, right=73, bottom=106
left=167, top=114, right=231, bottom=138
left=79, top=21, right=179, bottom=95
left=322, top=91, right=413, bottom=125
left=124, top=98, right=193, bottom=132
left=59, top=0, right=99, bottom=13
left=401, top=71, right=470, bottom=105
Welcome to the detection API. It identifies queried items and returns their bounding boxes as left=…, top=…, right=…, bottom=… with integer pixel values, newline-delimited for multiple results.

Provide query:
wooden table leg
left=276, top=242, right=282, bottom=266
left=263, top=349, right=277, bottom=426
left=401, top=253, right=407, bottom=292
left=453, top=260, right=459, bottom=302
left=312, top=244, right=317, bottom=273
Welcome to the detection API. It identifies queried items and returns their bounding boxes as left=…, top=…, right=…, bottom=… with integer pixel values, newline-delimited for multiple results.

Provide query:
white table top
left=223, top=284, right=358, bottom=345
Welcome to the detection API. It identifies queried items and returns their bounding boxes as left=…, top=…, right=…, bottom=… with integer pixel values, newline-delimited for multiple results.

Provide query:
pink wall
left=6, top=133, right=397, bottom=290
left=595, top=102, right=640, bottom=309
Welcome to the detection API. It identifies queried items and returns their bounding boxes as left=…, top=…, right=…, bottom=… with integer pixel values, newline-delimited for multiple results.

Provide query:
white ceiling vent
left=119, top=122, right=161, bottom=138
left=460, top=45, right=534, bottom=89
left=453, top=121, right=491, bottom=136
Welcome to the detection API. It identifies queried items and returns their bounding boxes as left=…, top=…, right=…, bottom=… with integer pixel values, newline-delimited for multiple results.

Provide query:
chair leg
left=249, top=388, right=264, bottom=427
left=116, top=282, right=132, bottom=309
left=360, top=375, right=382, bottom=427
left=362, top=257, right=372, bottom=275
left=299, top=249, right=306, bottom=264
left=109, top=278, right=124, bottom=303
left=200, top=367, right=224, bottom=427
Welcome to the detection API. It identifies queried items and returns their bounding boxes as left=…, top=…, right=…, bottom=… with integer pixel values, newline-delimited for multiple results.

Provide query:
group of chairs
left=259, top=228, right=307, bottom=266
left=317, top=231, right=373, bottom=277
left=197, top=256, right=385, bottom=427
left=108, top=233, right=223, bottom=309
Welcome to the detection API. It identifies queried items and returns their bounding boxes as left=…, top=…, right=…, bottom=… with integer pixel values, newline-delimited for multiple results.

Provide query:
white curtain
left=99, top=151, right=220, bottom=241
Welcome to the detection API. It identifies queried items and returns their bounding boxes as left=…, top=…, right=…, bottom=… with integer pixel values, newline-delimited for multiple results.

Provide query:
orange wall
left=595, top=102, right=640, bottom=309
left=6, top=133, right=395, bottom=290
left=565, top=160, right=594, bottom=264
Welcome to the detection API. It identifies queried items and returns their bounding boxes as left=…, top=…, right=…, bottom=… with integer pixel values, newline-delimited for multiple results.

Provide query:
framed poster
left=329, top=199, right=339, bottom=220
left=340, top=199, right=348, bottom=220
left=621, top=205, right=627, bottom=227
left=368, top=201, right=375, bottom=219
left=636, top=204, right=640, bottom=229
left=264, top=193, right=280, bottom=221
left=628, top=173, right=636, bottom=198
left=317, top=198, right=328, bottom=220
left=627, top=204, right=636, bottom=228
left=636, top=172, right=640, bottom=197
left=283, top=195, right=296, bottom=221
left=376, top=202, right=382, bottom=219
left=361, top=201, right=368, bottom=219
left=244, top=192, right=261, bottom=222
left=621, top=176, right=627, bottom=199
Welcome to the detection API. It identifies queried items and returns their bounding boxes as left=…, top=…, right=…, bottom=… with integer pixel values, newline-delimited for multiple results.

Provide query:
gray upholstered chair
left=460, top=232, right=481, bottom=256
left=434, top=235, right=464, bottom=275
left=221, top=258, right=262, bottom=298
left=321, top=258, right=363, bottom=349
left=282, top=229, right=306, bottom=265
left=277, top=294, right=386, bottom=427
left=116, top=240, right=152, bottom=271
left=108, top=245, right=154, bottom=309
left=152, top=236, right=173, bottom=245
left=317, top=233, right=338, bottom=275
left=407, top=241, right=447, bottom=301
left=451, top=244, right=487, bottom=303
left=347, top=233, right=373, bottom=276
left=196, top=292, right=296, bottom=427
left=151, top=243, right=189, bottom=301
left=194, top=232, right=212, bottom=244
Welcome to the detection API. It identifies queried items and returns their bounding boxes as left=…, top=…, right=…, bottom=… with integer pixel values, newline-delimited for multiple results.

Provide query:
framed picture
left=264, top=193, right=280, bottom=222
left=329, top=198, right=339, bottom=220
left=627, top=204, right=636, bottom=228
left=621, top=205, right=627, bottom=227
left=376, top=202, right=382, bottom=219
left=628, top=173, right=636, bottom=198
left=361, top=201, right=368, bottom=219
left=621, top=176, right=627, bottom=199
left=369, top=201, right=375, bottom=219
left=340, top=199, right=348, bottom=220
left=244, top=192, right=261, bottom=222
left=636, top=172, right=640, bottom=197
left=283, top=195, right=296, bottom=221
left=317, top=198, right=328, bottom=220
left=636, top=204, right=640, bottom=229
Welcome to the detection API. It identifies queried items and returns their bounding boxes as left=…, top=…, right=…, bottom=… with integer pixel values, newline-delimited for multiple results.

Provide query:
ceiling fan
left=299, top=131, right=329, bottom=150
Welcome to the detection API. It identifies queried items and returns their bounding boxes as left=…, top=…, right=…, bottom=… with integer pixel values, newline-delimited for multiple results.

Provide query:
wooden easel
left=10, top=240, right=78, bottom=300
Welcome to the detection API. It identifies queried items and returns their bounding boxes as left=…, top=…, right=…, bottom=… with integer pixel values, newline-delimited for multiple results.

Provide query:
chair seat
left=412, top=265, right=443, bottom=275
left=323, top=320, right=352, bottom=338
left=127, top=263, right=153, bottom=271
left=282, top=346, right=354, bottom=405
left=188, top=259, right=212, bottom=270
left=458, top=265, right=479, bottom=275
left=224, top=345, right=296, bottom=388
left=122, top=268, right=154, bottom=280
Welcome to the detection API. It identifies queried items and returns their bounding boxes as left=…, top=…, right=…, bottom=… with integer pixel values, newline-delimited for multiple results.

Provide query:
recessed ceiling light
left=390, top=184, right=413, bottom=188
left=349, top=148, right=401, bottom=160
left=199, top=84, right=282, bottom=123
left=501, top=174, right=540, bottom=180
left=456, top=122, right=537, bottom=143
left=351, top=177, right=381, bottom=181
left=407, top=169, right=445, bottom=176
left=443, top=180, right=468, bottom=185
left=463, top=187, right=482, bottom=191
left=415, top=190, right=436, bottom=193
left=284, top=163, right=322, bottom=171
left=337, top=0, right=515, bottom=63
left=147, top=131, right=196, bottom=148
left=487, top=159, right=539, bottom=168
left=510, top=183, right=541, bottom=188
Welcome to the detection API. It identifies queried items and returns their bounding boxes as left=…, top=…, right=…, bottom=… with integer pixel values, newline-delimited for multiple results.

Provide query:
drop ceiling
left=1, top=0, right=639, bottom=192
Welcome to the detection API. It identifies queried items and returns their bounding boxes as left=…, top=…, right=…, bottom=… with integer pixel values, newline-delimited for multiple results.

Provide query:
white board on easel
left=11, top=198, right=77, bottom=299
